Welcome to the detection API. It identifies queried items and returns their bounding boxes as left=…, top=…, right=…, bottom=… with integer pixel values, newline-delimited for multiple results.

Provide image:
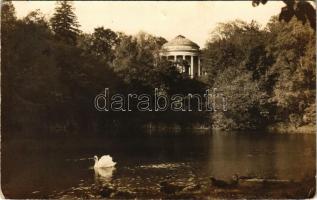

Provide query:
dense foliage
left=202, top=18, right=315, bottom=130
left=1, top=1, right=208, bottom=137
left=1, top=1, right=315, bottom=136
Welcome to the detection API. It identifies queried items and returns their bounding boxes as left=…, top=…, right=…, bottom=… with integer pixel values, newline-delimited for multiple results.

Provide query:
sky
left=13, top=1, right=285, bottom=48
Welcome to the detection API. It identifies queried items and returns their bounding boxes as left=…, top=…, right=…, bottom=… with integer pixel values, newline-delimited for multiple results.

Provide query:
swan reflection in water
left=93, top=155, right=116, bottom=185
left=94, top=166, right=116, bottom=183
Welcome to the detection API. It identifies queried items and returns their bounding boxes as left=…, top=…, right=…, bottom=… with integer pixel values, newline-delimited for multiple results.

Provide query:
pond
left=1, top=131, right=316, bottom=198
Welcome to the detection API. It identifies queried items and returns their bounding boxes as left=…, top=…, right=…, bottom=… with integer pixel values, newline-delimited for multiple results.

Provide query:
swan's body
left=94, top=155, right=116, bottom=168
left=94, top=166, right=115, bottom=178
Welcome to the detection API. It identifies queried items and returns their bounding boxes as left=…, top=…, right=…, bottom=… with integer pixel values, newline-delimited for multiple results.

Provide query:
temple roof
left=162, top=35, right=199, bottom=51
left=162, top=35, right=200, bottom=52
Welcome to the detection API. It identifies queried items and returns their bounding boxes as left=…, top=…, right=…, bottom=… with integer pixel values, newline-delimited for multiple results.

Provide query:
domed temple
left=160, top=35, right=201, bottom=78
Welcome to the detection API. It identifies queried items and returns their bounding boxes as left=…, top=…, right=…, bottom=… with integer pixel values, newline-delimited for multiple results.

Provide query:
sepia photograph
left=1, top=0, right=316, bottom=199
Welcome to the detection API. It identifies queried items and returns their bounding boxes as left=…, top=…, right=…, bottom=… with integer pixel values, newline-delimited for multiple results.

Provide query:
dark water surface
left=2, top=131, right=316, bottom=198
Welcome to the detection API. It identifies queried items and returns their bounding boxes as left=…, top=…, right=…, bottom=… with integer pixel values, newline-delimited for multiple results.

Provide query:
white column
left=198, top=58, right=201, bottom=76
left=174, top=55, right=179, bottom=73
left=182, top=55, right=185, bottom=73
left=190, top=56, right=194, bottom=78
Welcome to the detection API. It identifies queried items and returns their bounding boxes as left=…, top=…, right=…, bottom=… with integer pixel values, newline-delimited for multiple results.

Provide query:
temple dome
left=162, top=35, right=200, bottom=52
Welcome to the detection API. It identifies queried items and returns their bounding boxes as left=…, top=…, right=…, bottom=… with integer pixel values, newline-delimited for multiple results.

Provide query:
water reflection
left=205, top=132, right=316, bottom=180
left=1, top=132, right=315, bottom=198
left=94, top=166, right=115, bottom=183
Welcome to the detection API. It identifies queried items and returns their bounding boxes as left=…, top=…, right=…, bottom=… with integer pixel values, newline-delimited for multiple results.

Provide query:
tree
left=50, top=0, right=80, bottom=45
left=203, top=20, right=274, bottom=130
left=1, top=0, right=17, bottom=132
left=1, top=0, right=16, bottom=43
left=112, top=32, right=167, bottom=85
left=203, top=18, right=315, bottom=130
left=266, top=17, right=315, bottom=126
left=24, top=9, right=48, bottom=27
left=1, top=0, right=16, bottom=25
left=80, top=27, right=120, bottom=63
left=252, top=0, right=316, bottom=31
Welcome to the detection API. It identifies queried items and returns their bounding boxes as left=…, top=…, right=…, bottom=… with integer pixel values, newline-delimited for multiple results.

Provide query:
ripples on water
left=139, top=163, right=185, bottom=169
left=2, top=132, right=316, bottom=198
left=49, top=160, right=207, bottom=199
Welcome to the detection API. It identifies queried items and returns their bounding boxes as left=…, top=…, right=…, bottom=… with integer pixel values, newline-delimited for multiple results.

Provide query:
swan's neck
left=94, top=157, right=99, bottom=167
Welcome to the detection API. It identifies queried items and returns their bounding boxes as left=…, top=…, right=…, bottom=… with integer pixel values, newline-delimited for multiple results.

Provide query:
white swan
left=94, top=155, right=116, bottom=168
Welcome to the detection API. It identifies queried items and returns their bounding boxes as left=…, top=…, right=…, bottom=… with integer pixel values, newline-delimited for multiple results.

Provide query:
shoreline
left=141, top=123, right=316, bottom=135
left=266, top=123, right=316, bottom=134
left=2, top=123, right=315, bottom=140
